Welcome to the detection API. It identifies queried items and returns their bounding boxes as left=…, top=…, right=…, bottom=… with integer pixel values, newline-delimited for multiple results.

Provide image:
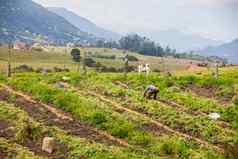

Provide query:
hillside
left=0, top=0, right=96, bottom=44
left=199, top=39, right=238, bottom=63
left=143, top=29, right=222, bottom=52
left=48, top=7, right=121, bottom=41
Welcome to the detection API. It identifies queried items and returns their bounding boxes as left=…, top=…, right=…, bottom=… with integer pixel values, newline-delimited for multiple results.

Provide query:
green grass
left=0, top=46, right=205, bottom=74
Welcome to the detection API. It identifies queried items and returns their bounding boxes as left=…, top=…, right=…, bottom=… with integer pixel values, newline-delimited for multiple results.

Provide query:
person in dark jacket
left=144, top=85, right=159, bottom=99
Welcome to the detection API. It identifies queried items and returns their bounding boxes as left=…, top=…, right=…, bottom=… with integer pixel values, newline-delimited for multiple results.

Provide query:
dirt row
left=0, top=85, right=131, bottom=149
left=77, top=89, right=225, bottom=154
left=114, top=80, right=233, bottom=106
left=0, top=119, right=53, bottom=158
left=113, top=81, right=231, bottom=129
left=185, top=84, right=233, bottom=106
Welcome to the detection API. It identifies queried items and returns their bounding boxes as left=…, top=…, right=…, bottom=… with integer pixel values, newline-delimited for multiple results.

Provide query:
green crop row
left=54, top=73, right=237, bottom=146
left=0, top=101, right=161, bottom=159
left=3, top=73, right=224, bottom=159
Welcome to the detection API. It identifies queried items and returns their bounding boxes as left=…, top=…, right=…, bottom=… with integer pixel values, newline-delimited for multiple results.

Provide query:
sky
left=33, top=0, right=238, bottom=42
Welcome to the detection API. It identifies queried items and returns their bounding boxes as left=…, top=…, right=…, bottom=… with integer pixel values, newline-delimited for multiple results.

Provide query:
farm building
left=14, top=42, right=27, bottom=50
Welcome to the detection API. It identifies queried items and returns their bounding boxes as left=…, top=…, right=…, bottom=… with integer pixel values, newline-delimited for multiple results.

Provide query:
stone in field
left=208, top=113, right=220, bottom=120
left=42, top=137, right=55, bottom=154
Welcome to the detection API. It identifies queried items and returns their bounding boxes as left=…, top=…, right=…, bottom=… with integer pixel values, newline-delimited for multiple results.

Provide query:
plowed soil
left=0, top=88, right=129, bottom=147
left=186, top=84, right=234, bottom=105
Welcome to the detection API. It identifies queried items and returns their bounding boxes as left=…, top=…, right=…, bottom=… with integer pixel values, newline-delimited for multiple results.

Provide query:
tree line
left=94, top=34, right=176, bottom=57
left=93, top=34, right=227, bottom=63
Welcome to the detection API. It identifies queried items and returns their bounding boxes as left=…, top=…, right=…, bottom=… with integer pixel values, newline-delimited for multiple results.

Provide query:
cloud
left=187, top=0, right=238, bottom=8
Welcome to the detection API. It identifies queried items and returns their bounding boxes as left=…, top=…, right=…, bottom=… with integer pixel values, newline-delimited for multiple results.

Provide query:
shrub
left=53, top=67, right=70, bottom=72
left=160, top=142, right=173, bottom=155
left=93, top=54, right=116, bottom=59
left=127, top=55, right=139, bottom=62
left=91, top=112, right=107, bottom=125
left=153, top=69, right=161, bottom=73
left=31, top=47, right=43, bottom=52
left=84, top=58, right=97, bottom=67
left=14, top=65, right=34, bottom=73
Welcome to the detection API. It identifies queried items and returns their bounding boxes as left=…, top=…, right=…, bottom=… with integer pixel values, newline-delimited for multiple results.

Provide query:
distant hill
left=48, top=7, right=121, bottom=41
left=0, top=0, right=96, bottom=44
left=198, top=39, right=238, bottom=63
left=143, top=29, right=222, bottom=52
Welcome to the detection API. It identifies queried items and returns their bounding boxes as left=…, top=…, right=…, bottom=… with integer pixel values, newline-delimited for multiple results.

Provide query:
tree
left=71, top=48, right=81, bottom=72
left=119, top=34, right=164, bottom=57
left=71, top=48, right=81, bottom=62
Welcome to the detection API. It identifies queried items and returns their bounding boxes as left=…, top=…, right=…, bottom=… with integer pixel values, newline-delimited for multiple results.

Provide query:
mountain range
left=143, top=29, right=223, bottom=52
left=0, top=0, right=237, bottom=63
left=48, top=7, right=121, bottom=41
left=0, top=0, right=96, bottom=44
left=198, top=39, right=238, bottom=63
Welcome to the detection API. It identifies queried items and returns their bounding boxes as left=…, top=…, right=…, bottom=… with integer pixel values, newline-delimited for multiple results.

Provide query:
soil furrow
left=113, top=81, right=231, bottom=129
left=0, top=84, right=131, bottom=148
left=157, top=98, right=231, bottom=129
left=78, top=89, right=225, bottom=154
left=0, top=119, right=51, bottom=158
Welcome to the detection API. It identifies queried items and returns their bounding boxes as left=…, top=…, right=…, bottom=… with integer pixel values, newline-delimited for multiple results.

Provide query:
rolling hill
left=0, top=0, right=96, bottom=44
left=199, top=39, right=238, bottom=63
left=48, top=7, right=121, bottom=41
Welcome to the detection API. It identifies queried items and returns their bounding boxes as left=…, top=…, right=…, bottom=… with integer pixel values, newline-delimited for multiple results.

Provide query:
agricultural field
left=0, top=64, right=237, bottom=158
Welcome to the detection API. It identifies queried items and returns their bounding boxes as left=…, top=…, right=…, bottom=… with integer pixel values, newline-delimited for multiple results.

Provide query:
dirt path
left=0, top=84, right=131, bottom=148
left=77, top=89, right=224, bottom=154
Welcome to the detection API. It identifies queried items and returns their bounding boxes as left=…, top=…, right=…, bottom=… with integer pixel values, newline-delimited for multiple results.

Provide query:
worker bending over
left=144, top=85, right=159, bottom=100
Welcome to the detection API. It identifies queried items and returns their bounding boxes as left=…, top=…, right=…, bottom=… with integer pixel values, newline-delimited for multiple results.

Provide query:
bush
left=84, top=58, right=97, bottom=67
left=160, top=142, right=173, bottom=155
left=53, top=67, right=70, bottom=72
left=31, top=47, right=43, bottom=52
left=14, top=65, right=34, bottom=73
left=127, top=55, right=139, bottom=62
left=93, top=54, right=116, bottom=59
left=153, top=69, right=161, bottom=73
left=91, top=112, right=107, bottom=125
